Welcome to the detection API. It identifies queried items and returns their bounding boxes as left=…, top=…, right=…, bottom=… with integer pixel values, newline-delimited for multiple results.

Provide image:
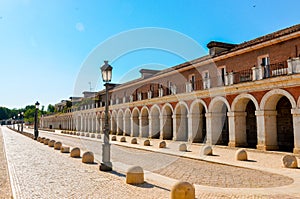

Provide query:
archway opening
left=162, top=106, right=173, bottom=140
left=111, top=112, right=117, bottom=134
left=124, top=110, right=131, bottom=136
left=276, top=96, right=294, bottom=152
left=141, top=108, right=149, bottom=138
left=190, top=102, right=206, bottom=143
left=175, top=104, right=188, bottom=141
left=150, top=107, right=160, bottom=138
left=117, top=111, right=124, bottom=135
left=246, top=101, right=257, bottom=148
left=132, top=109, right=139, bottom=137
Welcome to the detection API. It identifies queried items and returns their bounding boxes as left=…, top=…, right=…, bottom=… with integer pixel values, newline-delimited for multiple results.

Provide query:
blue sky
left=0, top=0, right=299, bottom=109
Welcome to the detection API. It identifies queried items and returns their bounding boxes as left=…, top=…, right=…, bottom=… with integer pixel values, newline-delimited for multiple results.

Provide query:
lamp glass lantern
left=100, top=61, right=113, bottom=82
left=35, top=101, right=40, bottom=109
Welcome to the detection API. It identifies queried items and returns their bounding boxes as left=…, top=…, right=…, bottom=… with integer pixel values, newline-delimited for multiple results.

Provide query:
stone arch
left=207, top=96, right=230, bottom=145
left=117, top=109, right=124, bottom=135
left=297, top=96, right=300, bottom=109
left=150, top=105, right=161, bottom=138
left=140, top=106, right=150, bottom=138
left=161, top=103, right=174, bottom=140
left=208, top=96, right=231, bottom=113
left=259, top=89, right=295, bottom=152
left=260, top=89, right=296, bottom=110
left=174, top=101, right=189, bottom=141
left=124, top=109, right=131, bottom=136
left=231, top=93, right=259, bottom=112
left=230, top=94, right=259, bottom=148
left=189, top=99, right=207, bottom=143
left=131, top=108, right=140, bottom=137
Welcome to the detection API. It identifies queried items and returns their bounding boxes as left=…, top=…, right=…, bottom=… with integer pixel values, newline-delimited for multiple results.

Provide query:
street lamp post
left=21, top=112, right=24, bottom=133
left=100, top=60, right=113, bottom=171
left=17, top=113, right=20, bottom=131
left=13, top=116, right=15, bottom=129
left=34, top=101, right=40, bottom=140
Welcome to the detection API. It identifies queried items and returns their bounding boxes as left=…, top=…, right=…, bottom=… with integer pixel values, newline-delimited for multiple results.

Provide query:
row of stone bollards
left=113, top=136, right=299, bottom=169
left=36, top=136, right=95, bottom=164
left=61, top=130, right=102, bottom=139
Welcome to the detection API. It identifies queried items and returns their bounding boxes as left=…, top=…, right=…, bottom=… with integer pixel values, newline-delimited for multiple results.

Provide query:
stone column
left=227, top=112, right=247, bottom=147
left=122, top=116, right=126, bottom=136
left=80, top=115, right=84, bottom=131
left=96, top=115, right=100, bottom=133
left=255, top=110, right=278, bottom=151
left=148, top=116, right=153, bottom=137
left=130, top=116, right=134, bottom=137
left=291, top=109, right=300, bottom=154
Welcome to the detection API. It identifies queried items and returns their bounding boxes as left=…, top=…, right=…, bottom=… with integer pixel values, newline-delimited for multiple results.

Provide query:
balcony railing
left=62, top=59, right=300, bottom=112
left=234, top=69, right=252, bottom=83
left=269, top=61, right=288, bottom=77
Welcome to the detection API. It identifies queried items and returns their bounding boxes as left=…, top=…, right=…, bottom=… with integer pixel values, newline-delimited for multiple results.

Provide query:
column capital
left=291, top=108, right=300, bottom=115
left=227, top=111, right=247, bottom=117
left=255, top=110, right=277, bottom=116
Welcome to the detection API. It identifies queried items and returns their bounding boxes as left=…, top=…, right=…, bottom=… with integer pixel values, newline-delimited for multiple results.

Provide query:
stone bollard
left=235, top=149, right=248, bottom=161
left=85, top=133, right=90, bottom=137
left=120, top=137, right=126, bottom=142
left=179, top=143, right=187, bottom=152
left=43, top=138, right=50, bottom=145
left=282, top=155, right=298, bottom=168
left=96, top=134, right=101, bottom=139
left=111, top=136, right=117, bottom=141
left=82, top=151, right=94, bottom=164
left=54, top=141, right=62, bottom=150
left=48, top=140, right=56, bottom=147
left=159, top=141, right=166, bottom=148
left=77, top=132, right=81, bottom=136
left=70, top=147, right=81, bottom=158
left=126, top=166, right=144, bottom=184
left=144, top=140, right=151, bottom=146
left=131, top=138, right=138, bottom=144
left=40, top=137, right=46, bottom=143
left=80, top=132, right=85, bottom=136
left=91, top=133, right=95, bottom=138
left=200, top=145, right=213, bottom=156
left=171, top=181, right=195, bottom=199
left=61, top=146, right=70, bottom=153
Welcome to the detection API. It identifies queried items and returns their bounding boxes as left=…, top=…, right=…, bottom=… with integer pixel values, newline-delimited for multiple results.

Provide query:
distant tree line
left=0, top=104, right=55, bottom=124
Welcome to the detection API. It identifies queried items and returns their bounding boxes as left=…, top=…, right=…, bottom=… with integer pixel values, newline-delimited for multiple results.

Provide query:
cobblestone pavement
left=0, top=127, right=12, bottom=198
left=35, top=129, right=300, bottom=198
left=4, top=127, right=300, bottom=198
left=2, top=127, right=169, bottom=199
left=35, top=131, right=294, bottom=188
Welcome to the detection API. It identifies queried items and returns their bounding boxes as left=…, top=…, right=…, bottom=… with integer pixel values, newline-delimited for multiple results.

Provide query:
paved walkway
left=0, top=127, right=12, bottom=198
left=1, top=127, right=168, bottom=199
left=3, top=126, right=300, bottom=198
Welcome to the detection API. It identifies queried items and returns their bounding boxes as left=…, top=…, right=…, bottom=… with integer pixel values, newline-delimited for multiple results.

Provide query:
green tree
left=0, top=107, right=10, bottom=120
left=47, top=104, right=55, bottom=113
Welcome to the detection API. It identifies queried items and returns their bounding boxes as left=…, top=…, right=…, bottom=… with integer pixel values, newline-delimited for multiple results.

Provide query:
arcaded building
left=41, top=24, right=300, bottom=154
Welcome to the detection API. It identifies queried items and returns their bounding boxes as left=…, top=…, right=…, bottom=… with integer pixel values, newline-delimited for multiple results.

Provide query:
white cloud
left=75, top=22, right=85, bottom=32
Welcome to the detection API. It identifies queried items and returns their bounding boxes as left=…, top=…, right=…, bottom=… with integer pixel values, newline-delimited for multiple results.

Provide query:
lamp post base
left=100, top=162, right=112, bottom=171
